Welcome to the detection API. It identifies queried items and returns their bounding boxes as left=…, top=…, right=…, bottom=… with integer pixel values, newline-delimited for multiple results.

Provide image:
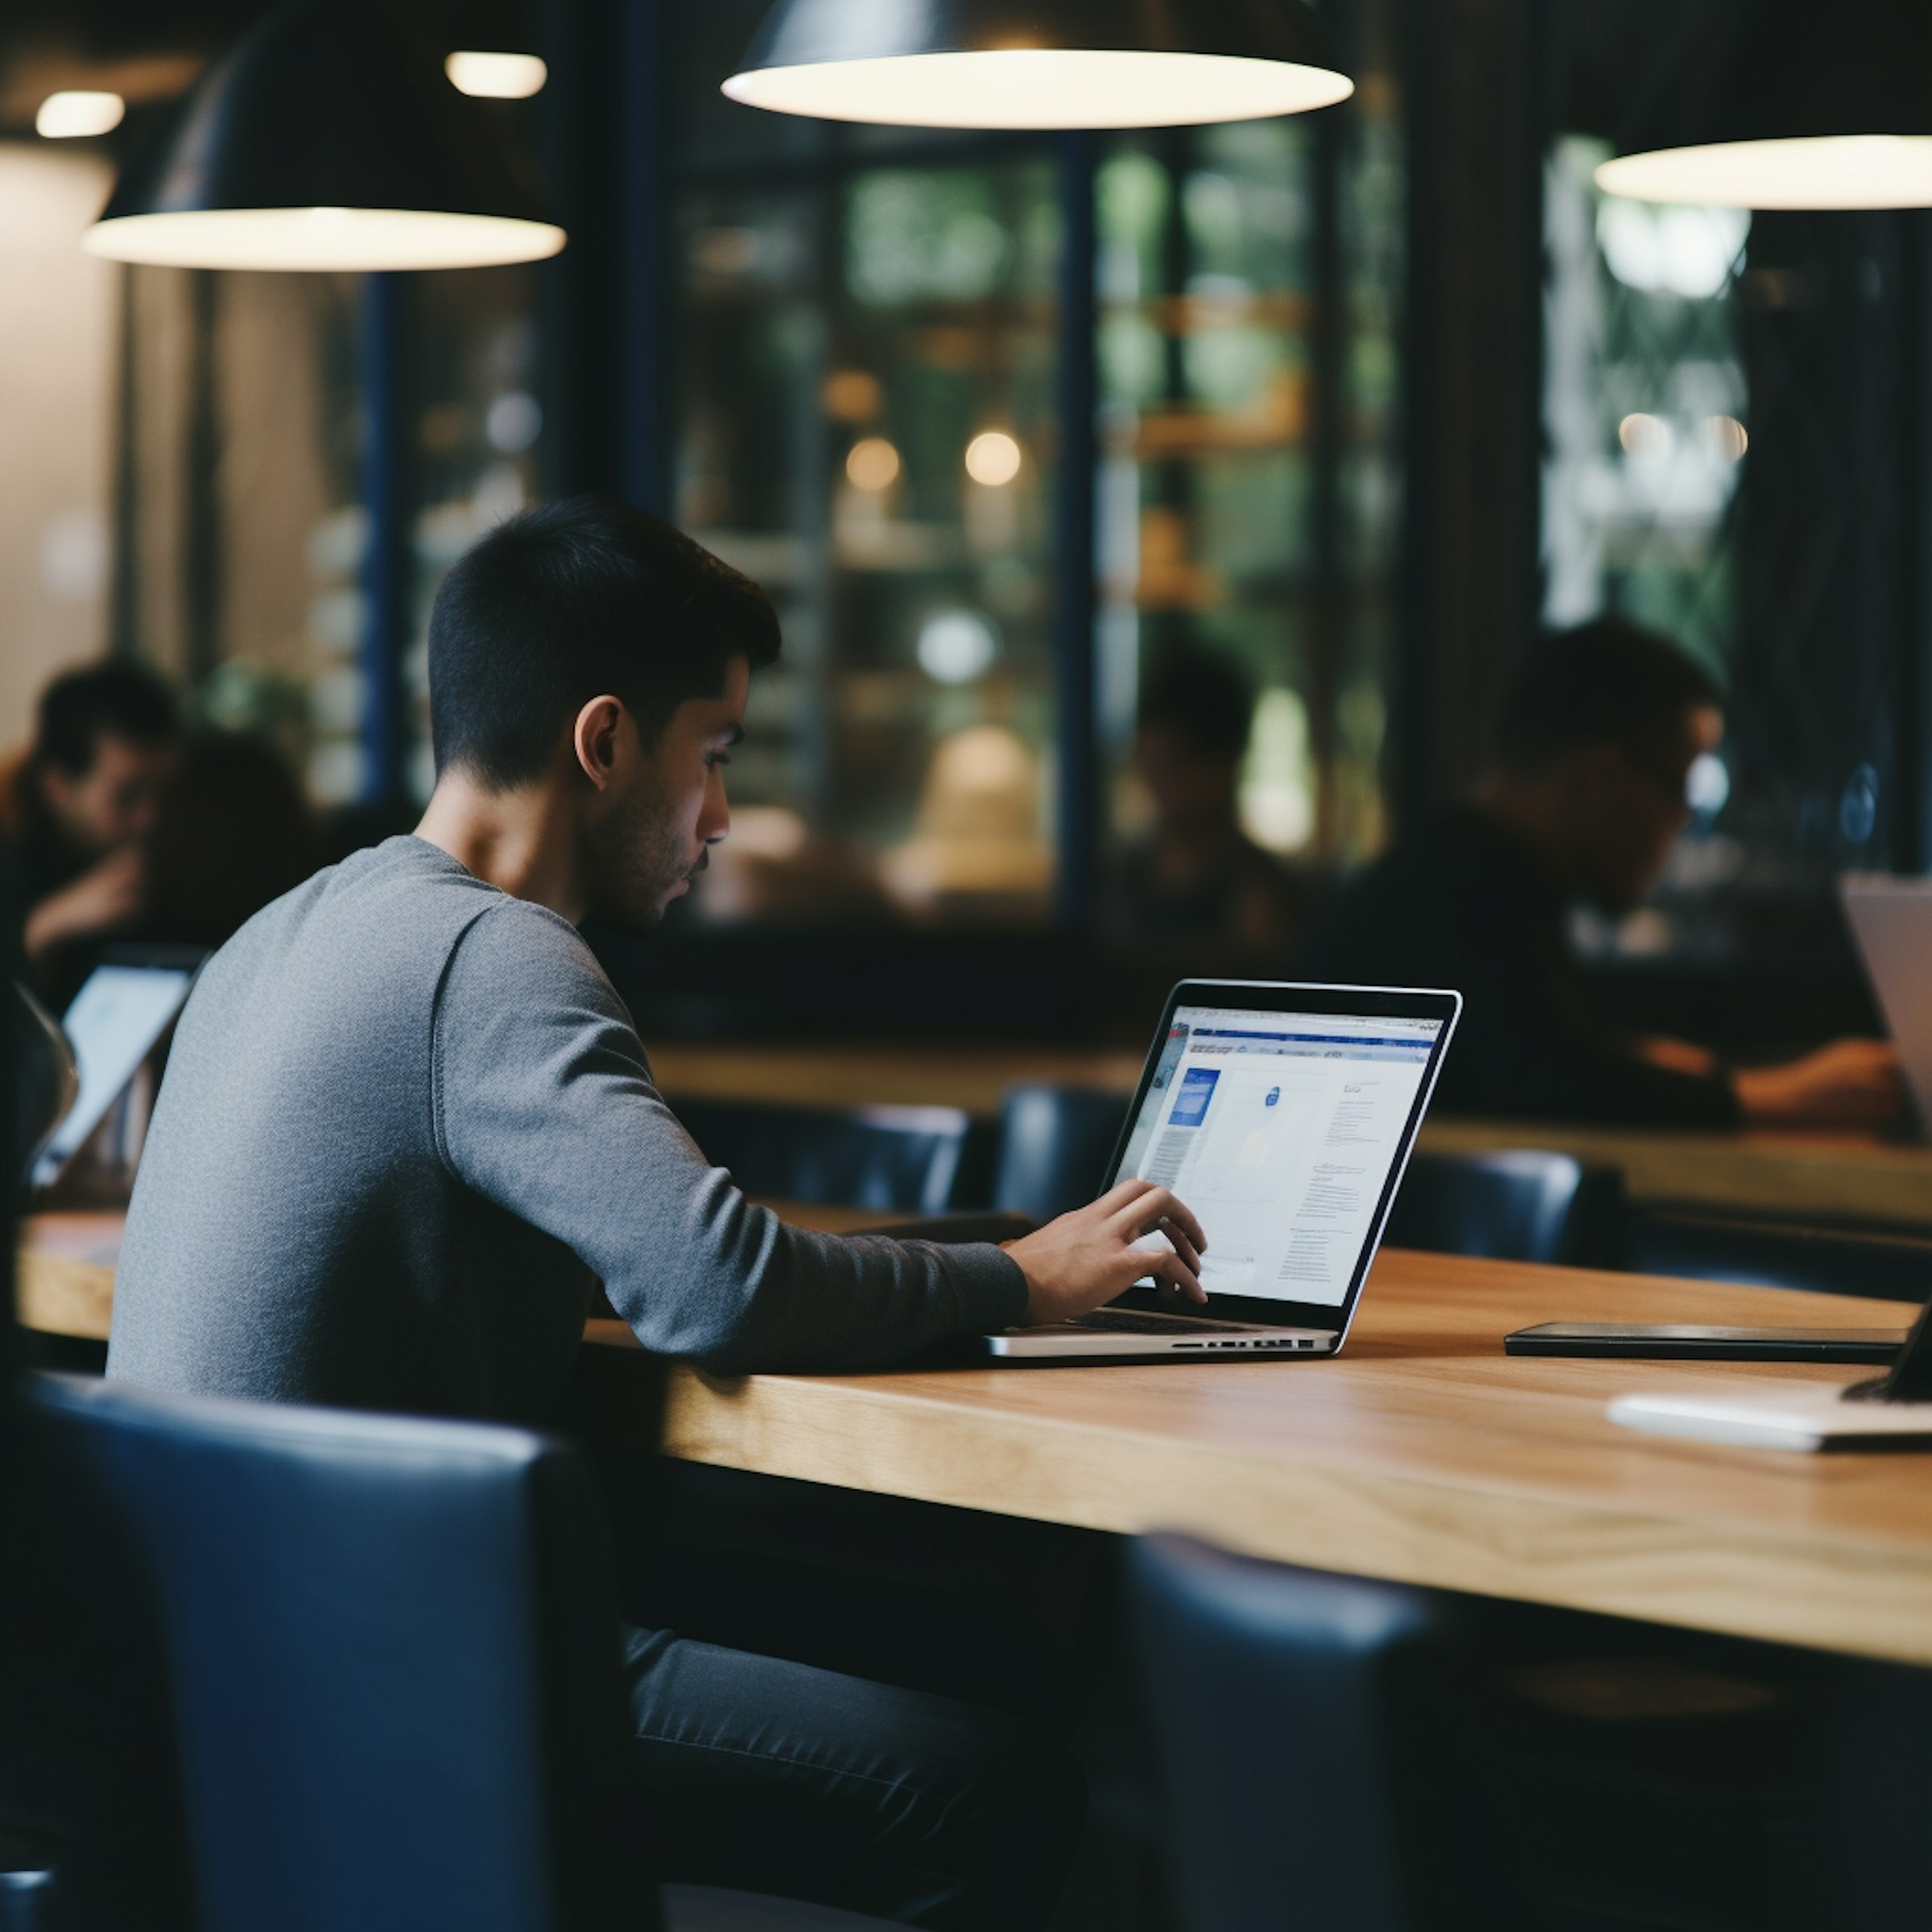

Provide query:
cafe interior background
left=0, top=0, right=1921, bottom=1048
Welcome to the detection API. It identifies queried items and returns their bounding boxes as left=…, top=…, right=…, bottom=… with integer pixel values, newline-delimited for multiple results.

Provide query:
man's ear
left=572, top=695, right=628, bottom=791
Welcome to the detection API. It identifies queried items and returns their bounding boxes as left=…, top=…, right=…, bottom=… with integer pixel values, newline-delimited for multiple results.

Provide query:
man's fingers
left=1157, top=1217, right=1203, bottom=1278
left=1108, top=1183, right=1206, bottom=1254
left=1162, top=1196, right=1208, bottom=1257
left=1095, top=1175, right=1157, bottom=1216
left=1143, top=1249, right=1208, bottom=1304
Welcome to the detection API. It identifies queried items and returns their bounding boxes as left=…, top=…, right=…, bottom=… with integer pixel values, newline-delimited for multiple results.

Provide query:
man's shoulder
left=440, top=888, right=619, bottom=1010
left=193, top=837, right=504, bottom=996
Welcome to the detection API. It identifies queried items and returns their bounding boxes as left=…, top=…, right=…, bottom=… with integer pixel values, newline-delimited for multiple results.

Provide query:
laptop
left=1842, top=874, right=1932, bottom=1129
left=986, top=980, right=1461, bottom=1362
left=31, top=947, right=202, bottom=1189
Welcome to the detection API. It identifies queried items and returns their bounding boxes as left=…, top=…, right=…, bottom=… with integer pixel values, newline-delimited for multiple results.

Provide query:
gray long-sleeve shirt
left=106, top=836, right=1026, bottom=1421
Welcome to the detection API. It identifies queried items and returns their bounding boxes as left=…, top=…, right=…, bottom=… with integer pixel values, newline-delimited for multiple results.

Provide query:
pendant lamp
left=84, top=0, right=564, bottom=271
left=723, top=0, right=1353, bottom=130
left=1596, top=0, right=1932, bottom=208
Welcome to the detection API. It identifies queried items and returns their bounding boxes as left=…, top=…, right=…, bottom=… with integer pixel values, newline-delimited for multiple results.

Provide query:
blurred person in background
left=140, top=730, right=319, bottom=956
left=1108, top=644, right=1304, bottom=948
left=1, top=663, right=180, bottom=1006
left=1297, top=615, right=1901, bottom=1128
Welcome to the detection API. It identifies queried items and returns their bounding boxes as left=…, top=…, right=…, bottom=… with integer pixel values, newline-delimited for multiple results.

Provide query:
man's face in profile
left=587, top=654, right=749, bottom=932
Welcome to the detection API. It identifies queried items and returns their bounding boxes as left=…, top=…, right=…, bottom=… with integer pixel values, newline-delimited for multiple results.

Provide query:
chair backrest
left=1129, top=1535, right=1517, bottom=1932
left=1384, top=1150, right=1625, bottom=1268
left=991, top=1086, right=1132, bottom=1224
left=1626, top=1208, right=1932, bottom=1302
left=22, top=1373, right=649, bottom=1932
left=667, top=1097, right=976, bottom=1214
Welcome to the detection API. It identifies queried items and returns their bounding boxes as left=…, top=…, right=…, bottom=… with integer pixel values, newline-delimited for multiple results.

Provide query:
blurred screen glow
left=444, top=51, right=548, bottom=99
left=82, top=206, right=565, bottom=270
left=1598, top=136, right=1932, bottom=209
left=37, top=91, right=125, bottom=138
left=724, top=50, right=1352, bottom=130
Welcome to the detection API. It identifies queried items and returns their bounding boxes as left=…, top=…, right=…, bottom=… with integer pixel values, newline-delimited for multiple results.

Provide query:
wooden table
left=12, top=1201, right=917, bottom=1344
left=27, top=1203, right=1932, bottom=1664
left=628, top=1253, right=1932, bottom=1668
left=650, top=1041, right=1146, bottom=1118
left=17, top=1212, right=122, bottom=1343
left=650, top=1040, right=1932, bottom=1231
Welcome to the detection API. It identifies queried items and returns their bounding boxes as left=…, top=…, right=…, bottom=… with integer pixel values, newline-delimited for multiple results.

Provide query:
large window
left=1095, top=105, right=1402, bottom=905
left=672, top=156, right=1065, bottom=926
left=662, top=1, right=1405, bottom=946
left=1542, top=132, right=1922, bottom=980
left=97, top=0, right=1408, bottom=1003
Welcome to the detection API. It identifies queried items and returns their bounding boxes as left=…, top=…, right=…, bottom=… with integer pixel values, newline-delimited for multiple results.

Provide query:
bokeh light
left=964, top=430, right=1022, bottom=486
left=845, top=437, right=902, bottom=490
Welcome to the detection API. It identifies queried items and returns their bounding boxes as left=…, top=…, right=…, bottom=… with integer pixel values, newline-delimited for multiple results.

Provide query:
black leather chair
left=1383, top=1149, right=1626, bottom=1268
left=20, top=1373, right=894, bottom=1932
left=1129, top=1534, right=1517, bottom=1932
left=990, top=1086, right=1132, bottom=1224
left=1626, top=1208, right=1932, bottom=1302
left=666, top=1097, right=980, bottom=1214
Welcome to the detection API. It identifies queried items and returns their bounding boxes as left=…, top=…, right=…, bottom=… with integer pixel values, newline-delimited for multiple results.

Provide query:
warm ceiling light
left=1596, top=1, right=1932, bottom=210
left=724, top=0, right=1353, bottom=130
left=85, top=0, right=564, bottom=272
left=444, top=51, right=548, bottom=99
left=37, top=92, right=126, bottom=138
left=1597, top=137, right=1932, bottom=211
left=965, top=431, right=1022, bottom=486
left=83, top=208, right=563, bottom=271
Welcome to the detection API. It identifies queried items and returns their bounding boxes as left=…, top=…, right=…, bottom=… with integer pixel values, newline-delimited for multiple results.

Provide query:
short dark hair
left=35, top=661, right=179, bottom=777
left=1497, top=616, right=1723, bottom=774
left=428, top=497, right=781, bottom=789
left=1137, top=644, right=1256, bottom=761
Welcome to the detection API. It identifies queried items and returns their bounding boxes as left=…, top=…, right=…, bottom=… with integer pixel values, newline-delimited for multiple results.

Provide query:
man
left=1296, top=615, right=1900, bottom=1127
left=1108, top=644, right=1303, bottom=948
left=108, top=498, right=1206, bottom=1929
left=2, top=663, right=180, bottom=1004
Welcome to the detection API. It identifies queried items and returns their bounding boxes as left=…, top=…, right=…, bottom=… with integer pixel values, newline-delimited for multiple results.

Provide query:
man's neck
left=415, top=774, right=588, bottom=924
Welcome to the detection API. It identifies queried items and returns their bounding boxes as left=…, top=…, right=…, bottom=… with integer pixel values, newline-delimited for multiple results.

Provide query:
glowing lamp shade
left=724, top=0, right=1352, bottom=130
left=444, top=52, right=549, bottom=100
left=84, top=0, right=563, bottom=271
left=1597, top=137, right=1932, bottom=212
left=1596, top=1, right=1932, bottom=209
left=37, top=92, right=126, bottom=138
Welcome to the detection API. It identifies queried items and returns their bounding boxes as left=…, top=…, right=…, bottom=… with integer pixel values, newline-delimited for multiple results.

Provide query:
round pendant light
left=1596, top=1, right=1932, bottom=208
left=84, top=0, right=564, bottom=271
left=723, top=0, right=1354, bottom=130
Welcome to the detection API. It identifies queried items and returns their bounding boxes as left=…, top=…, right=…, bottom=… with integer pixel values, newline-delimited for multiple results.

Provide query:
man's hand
left=1001, top=1177, right=1208, bottom=1326
left=1732, top=1038, right=1905, bottom=1129
left=1633, top=1035, right=1722, bottom=1080
left=23, top=845, right=145, bottom=966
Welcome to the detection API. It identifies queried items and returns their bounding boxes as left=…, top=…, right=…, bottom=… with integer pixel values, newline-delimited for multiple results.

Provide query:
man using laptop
left=1298, top=616, right=1901, bottom=1129
left=107, top=498, right=1206, bottom=1930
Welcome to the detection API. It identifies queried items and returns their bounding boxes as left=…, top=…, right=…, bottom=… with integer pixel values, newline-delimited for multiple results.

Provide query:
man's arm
left=431, top=904, right=1203, bottom=1372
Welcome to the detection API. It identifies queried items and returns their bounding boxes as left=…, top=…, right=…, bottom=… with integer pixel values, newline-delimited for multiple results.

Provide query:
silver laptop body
left=1842, top=876, right=1932, bottom=1129
left=986, top=979, right=1462, bottom=1363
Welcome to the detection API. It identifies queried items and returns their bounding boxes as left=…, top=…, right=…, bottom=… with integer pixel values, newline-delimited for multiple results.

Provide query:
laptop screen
left=34, top=960, right=197, bottom=1186
left=1112, top=1002, right=1447, bottom=1307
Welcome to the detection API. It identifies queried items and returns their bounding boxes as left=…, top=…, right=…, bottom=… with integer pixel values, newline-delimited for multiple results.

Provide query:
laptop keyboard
left=1070, top=1309, right=1257, bottom=1336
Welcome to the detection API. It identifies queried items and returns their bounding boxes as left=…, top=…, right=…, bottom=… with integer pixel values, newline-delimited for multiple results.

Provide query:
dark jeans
left=621, top=1624, right=1084, bottom=1931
